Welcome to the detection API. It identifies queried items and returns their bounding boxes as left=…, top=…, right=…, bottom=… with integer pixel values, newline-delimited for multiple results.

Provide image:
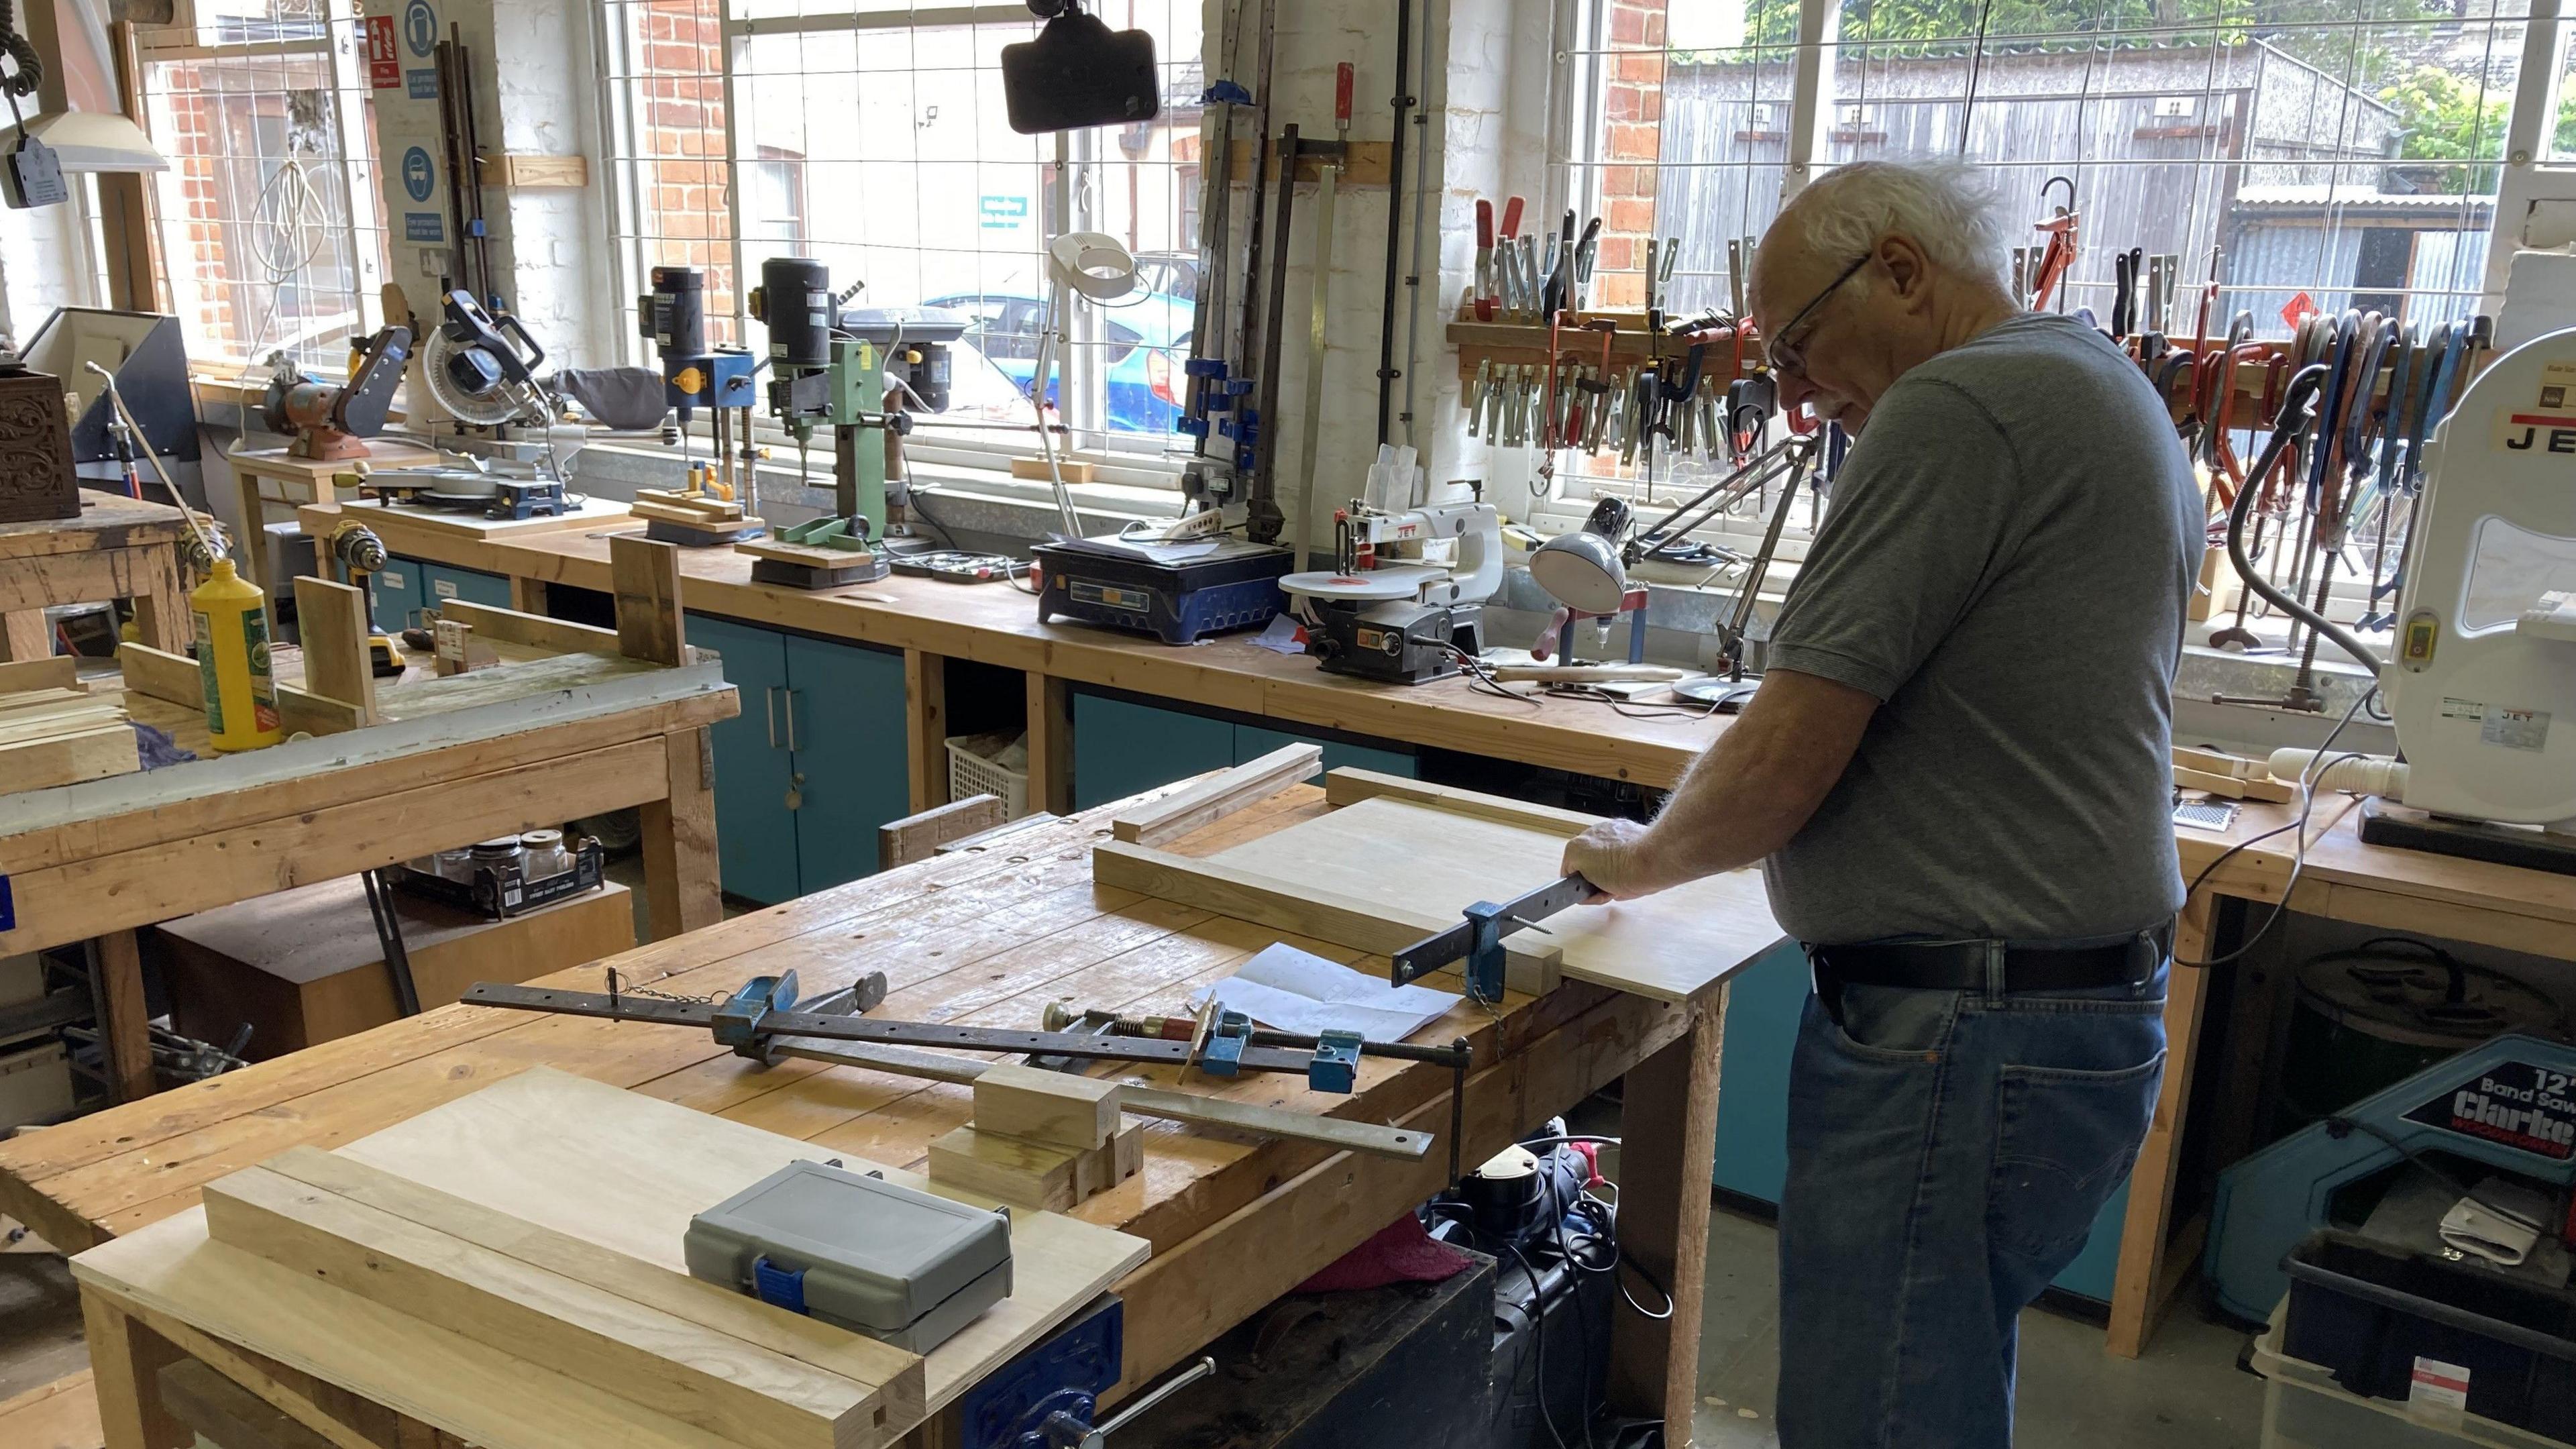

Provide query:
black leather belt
left=1807, top=922, right=2173, bottom=995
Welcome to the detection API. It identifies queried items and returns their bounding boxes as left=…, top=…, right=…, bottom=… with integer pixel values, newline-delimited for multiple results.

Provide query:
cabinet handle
left=785, top=688, right=801, bottom=753
left=764, top=685, right=780, bottom=748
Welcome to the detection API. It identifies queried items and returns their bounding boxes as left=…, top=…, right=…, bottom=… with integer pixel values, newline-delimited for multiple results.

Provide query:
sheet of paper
left=1250, top=614, right=1308, bottom=655
left=1193, top=943, right=1460, bottom=1042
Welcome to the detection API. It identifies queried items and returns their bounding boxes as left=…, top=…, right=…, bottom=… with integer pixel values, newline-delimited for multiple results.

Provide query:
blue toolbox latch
left=752, top=1255, right=809, bottom=1315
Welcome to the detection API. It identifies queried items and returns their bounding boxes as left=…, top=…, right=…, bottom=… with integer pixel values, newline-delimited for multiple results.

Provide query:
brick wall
left=1592, top=0, right=1668, bottom=310
left=627, top=0, right=739, bottom=346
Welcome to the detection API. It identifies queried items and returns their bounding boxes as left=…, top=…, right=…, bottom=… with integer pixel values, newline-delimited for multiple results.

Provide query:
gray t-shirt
left=1759, top=311, right=2201, bottom=944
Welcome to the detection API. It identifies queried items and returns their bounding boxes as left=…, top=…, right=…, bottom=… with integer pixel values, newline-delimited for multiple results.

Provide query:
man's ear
left=1878, top=234, right=1931, bottom=301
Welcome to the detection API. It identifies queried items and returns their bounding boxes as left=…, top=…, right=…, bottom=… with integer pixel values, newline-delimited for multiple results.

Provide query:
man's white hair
left=1778, top=157, right=2015, bottom=294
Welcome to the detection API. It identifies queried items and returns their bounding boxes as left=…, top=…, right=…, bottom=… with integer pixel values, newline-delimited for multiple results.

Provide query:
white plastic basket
left=946, top=730, right=1032, bottom=818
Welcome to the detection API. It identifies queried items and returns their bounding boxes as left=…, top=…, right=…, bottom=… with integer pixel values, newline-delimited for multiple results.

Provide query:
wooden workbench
left=0, top=553, right=737, bottom=1105
left=228, top=441, right=441, bottom=598
left=299, top=496, right=2576, bottom=1364
left=0, top=491, right=189, bottom=663
left=2107, top=796, right=2576, bottom=1356
left=11, top=782, right=1737, bottom=1445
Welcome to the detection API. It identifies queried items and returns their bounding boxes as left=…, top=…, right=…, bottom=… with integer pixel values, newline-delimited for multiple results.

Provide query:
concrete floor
left=1680, top=1206, right=2266, bottom=1448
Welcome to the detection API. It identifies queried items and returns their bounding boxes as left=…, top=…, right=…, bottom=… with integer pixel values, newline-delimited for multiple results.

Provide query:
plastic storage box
left=2253, top=1300, right=2566, bottom=1449
left=2278, top=1230, right=2576, bottom=1445
left=686, top=1159, right=1014, bottom=1353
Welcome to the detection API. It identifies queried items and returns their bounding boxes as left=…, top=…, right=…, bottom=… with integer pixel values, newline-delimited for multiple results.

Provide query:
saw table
left=7, top=780, right=1758, bottom=1446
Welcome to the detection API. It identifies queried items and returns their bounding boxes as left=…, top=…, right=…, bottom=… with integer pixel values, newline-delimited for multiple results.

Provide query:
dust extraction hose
left=2223, top=362, right=2386, bottom=678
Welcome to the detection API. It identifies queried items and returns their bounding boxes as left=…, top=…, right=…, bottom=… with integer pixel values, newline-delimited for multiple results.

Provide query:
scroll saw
left=1277, top=495, right=1501, bottom=684
left=2262, top=325, right=2576, bottom=873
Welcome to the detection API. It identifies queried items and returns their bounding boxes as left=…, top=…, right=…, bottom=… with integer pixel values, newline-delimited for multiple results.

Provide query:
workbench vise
left=959, top=1297, right=1217, bottom=1449
left=708, top=969, right=890, bottom=1065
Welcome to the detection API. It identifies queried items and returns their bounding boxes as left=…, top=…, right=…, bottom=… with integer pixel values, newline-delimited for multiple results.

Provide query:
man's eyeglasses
left=1764, top=253, right=1871, bottom=378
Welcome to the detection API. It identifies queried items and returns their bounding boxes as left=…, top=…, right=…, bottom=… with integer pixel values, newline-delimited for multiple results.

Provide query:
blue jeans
left=1774, top=963, right=2168, bottom=1448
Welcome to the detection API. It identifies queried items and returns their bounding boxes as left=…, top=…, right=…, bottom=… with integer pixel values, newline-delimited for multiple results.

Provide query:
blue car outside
left=924, top=290, right=1193, bottom=436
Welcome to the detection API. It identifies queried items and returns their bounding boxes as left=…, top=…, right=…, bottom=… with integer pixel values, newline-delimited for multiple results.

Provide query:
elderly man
left=1561, top=158, right=2202, bottom=1445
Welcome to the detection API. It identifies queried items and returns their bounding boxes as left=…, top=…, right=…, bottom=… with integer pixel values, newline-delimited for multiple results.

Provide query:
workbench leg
left=2104, top=892, right=2218, bottom=1358
left=639, top=727, right=721, bottom=939
left=1024, top=673, right=1072, bottom=816
left=1, top=609, right=50, bottom=661
left=905, top=649, right=949, bottom=814
left=93, top=930, right=158, bottom=1102
left=509, top=576, right=548, bottom=616
left=131, top=547, right=189, bottom=653
left=81, top=1289, right=191, bottom=1449
left=235, top=472, right=270, bottom=598
left=1609, top=995, right=1724, bottom=1440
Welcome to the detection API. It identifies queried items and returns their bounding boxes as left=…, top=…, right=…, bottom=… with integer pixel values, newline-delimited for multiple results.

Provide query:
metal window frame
left=577, top=0, right=1189, bottom=476
left=133, top=7, right=384, bottom=372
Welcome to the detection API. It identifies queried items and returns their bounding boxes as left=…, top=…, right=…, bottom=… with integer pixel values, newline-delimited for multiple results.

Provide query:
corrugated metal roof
left=2233, top=184, right=2497, bottom=212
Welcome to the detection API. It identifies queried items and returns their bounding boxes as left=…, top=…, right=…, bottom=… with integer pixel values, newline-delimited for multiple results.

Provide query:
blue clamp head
left=1200, top=1009, right=1253, bottom=1077
left=1201, top=80, right=1254, bottom=105
left=1462, top=901, right=1511, bottom=1004
left=714, top=969, right=800, bottom=1060
left=1308, top=1030, right=1363, bottom=1094
left=1184, top=357, right=1230, bottom=380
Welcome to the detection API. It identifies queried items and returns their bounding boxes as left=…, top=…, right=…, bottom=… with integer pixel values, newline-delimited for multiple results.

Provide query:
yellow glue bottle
left=192, top=559, right=282, bottom=751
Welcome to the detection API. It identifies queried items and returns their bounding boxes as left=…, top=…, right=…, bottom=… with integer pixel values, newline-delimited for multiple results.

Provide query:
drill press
left=737, top=258, right=903, bottom=589
left=637, top=266, right=765, bottom=545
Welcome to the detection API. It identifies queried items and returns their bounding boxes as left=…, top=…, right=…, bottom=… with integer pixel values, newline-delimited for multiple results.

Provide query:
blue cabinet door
left=423, top=563, right=514, bottom=610
left=372, top=556, right=429, bottom=633
left=1234, top=725, right=1417, bottom=780
left=686, top=615, right=800, bottom=905
left=1072, top=694, right=1234, bottom=810
left=784, top=635, right=910, bottom=893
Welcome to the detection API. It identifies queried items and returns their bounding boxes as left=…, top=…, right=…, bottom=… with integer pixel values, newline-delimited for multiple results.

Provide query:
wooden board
left=0, top=1369, right=102, bottom=1449
left=1090, top=839, right=1562, bottom=996
left=1209, top=794, right=1782, bottom=1004
left=327, top=1068, right=1146, bottom=1411
left=0, top=722, right=136, bottom=790
left=1110, top=745, right=1320, bottom=847
left=199, top=1165, right=895, bottom=1449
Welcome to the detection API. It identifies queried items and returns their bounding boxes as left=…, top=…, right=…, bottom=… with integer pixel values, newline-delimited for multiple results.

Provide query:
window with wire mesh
left=1543, top=0, right=2532, bottom=533
left=136, top=0, right=388, bottom=376
left=597, top=0, right=1203, bottom=466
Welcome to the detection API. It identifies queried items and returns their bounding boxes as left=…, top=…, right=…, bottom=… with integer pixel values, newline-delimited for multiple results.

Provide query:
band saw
left=2257, top=326, right=2576, bottom=873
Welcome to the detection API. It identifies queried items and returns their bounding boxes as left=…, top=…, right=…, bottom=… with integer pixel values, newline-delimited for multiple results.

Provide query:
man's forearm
left=1583, top=668, right=1878, bottom=897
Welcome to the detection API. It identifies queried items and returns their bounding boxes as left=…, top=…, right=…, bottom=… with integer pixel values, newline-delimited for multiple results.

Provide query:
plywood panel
left=329, top=1069, right=1148, bottom=1410
left=1210, top=796, right=1782, bottom=1004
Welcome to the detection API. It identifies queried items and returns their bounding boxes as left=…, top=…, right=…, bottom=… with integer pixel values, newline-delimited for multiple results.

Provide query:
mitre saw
left=1277, top=494, right=1501, bottom=684
left=2262, top=325, right=2576, bottom=873
left=260, top=325, right=411, bottom=460
left=366, top=290, right=570, bottom=520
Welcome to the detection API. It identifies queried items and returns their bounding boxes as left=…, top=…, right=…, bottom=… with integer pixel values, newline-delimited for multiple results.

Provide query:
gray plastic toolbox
left=684, top=1159, right=1014, bottom=1352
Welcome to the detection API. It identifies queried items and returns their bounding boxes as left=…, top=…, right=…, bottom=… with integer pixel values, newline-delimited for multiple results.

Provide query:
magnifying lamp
left=1528, top=497, right=1650, bottom=664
